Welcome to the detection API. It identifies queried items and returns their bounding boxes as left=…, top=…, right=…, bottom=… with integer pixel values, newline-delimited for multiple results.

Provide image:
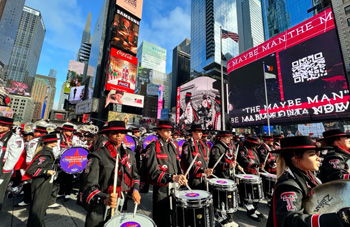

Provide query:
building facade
left=137, top=40, right=167, bottom=73
left=35, top=73, right=56, bottom=119
left=190, top=0, right=239, bottom=78
left=170, top=38, right=191, bottom=108
left=77, top=12, right=92, bottom=63
left=31, top=76, right=49, bottom=120
left=5, top=6, right=45, bottom=87
left=237, top=0, right=265, bottom=54
left=261, top=0, right=314, bottom=40
left=9, top=94, right=35, bottom=123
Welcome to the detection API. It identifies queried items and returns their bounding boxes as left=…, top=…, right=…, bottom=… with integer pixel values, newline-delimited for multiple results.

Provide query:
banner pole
left=220, top=26, right=226, bottom=131
left=263, top=61, right=271, bottom=136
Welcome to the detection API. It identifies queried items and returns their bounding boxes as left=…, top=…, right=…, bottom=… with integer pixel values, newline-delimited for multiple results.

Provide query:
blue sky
left=25, top=0, right=191, bottom=108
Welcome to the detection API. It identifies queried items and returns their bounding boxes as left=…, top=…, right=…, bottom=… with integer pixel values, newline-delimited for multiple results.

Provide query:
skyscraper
left=5, top=6, right=45, bottom=86
left=261, top=0, right=314, bottom=40
left=0, top=0, right=25, bottom=84
left=137, top=40, right=167, bottom=73
left=237, top=0, right=265, bottom=54
left=35, top=73, right=56, bottom=119
left=77, top=12, right=92, bottom=63
left=170, top=38, right=191, bottom=108
left=190, top=0, right=239, bottom=79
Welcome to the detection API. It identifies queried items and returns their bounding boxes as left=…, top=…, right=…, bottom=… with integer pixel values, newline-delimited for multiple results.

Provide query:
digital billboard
left=176, top=76, right=221, bottom=130
left=5, top=80, right=31, bottom=97
left=227, top=9, right=350, bottom=127
left=108, top=111, right=142, bottom=126
left=66, top=60, right=95, bottom=87
left=111, top=8, right=139, bottom=56
left=105, top=47, right=137, bottom=93
left=105, top=90, right=144, bottom=108
left=116, top=0, right=143, bottom=19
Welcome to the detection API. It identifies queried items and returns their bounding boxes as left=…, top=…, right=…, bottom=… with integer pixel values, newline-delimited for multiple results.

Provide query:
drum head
left=104, top=213, right=155, bottom=227
left=123, top=135, right=136, bottom=152
left=59, top=147, right=89, bottom=174
left=260, top=172, right=277, bottom=179
left=143, top=135, right=157, bottom=149
left=235, top=174, right=260, bottom=181
left=208, top=178, right=235, bottom=187
left=177, top=140, right=186, bottom=157
left=175, top=190, right=211, bottom=201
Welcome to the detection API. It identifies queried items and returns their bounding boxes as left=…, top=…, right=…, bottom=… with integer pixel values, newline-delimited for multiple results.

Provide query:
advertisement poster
left=69, top=86, right=85, bottom=104
left=105, top=47, right=137, bottom=93
left=108, top=111, right=142, bottom=126
left=64, top=82, right=71, bottom=94
left=116, top=0, right=143, bottom=19
left=111, top=8, right=139, bottom=56
left=66, top=60, right=95, bottom=87
left=227, top=9, right=350, bottom=126
left=105, top=90, right=144, bottom=108
left=0, top=106, right=14, bottom=118
left=5, top=80, right=31, bottom=97
left=176, top=76, right=220, bottom=130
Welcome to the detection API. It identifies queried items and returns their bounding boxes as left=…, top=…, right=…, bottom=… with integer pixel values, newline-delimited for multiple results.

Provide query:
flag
left=264, top=64, right=276, bottom=79
left=222, top=29, right=239, bottom=42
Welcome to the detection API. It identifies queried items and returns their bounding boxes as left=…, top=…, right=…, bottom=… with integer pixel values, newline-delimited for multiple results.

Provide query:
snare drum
left=208, top=178, right=239, bottom=213
left=260, top=172, right=276, bottom=198
left=104, top=213, right=155, bottom=227
left=142, top=135, right=157, bottom=149
left=59, top=147, right=89, bottom=174
left=123, top=135, right=136, bottom=152
left=175, top=190, right=214, bottom=227
left=235, top=174, right=263, bottom=203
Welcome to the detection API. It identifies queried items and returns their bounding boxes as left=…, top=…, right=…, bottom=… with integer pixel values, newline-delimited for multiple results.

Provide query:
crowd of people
left=1, top=115, right=350, bottom=227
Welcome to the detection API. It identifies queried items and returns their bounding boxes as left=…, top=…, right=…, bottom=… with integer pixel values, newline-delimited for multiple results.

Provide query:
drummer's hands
left=229, top=161, right=237, bottom=169
left=204, top=168, right=213, bottom=177
left=173, top=174, right=187, bottom=186
left=259, top=163, right=265, bottom=169
left=132, top=190, right=141, bottom=205
left=104, top=193, right=117, bottom=208
left=237, top=165, right=244, bottom=173
left=47, top=170, right=56, bottom=176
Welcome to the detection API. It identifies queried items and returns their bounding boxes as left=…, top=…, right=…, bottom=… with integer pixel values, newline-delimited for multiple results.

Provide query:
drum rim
left=104, top=213, right=156, bottom=226
left=175, top=190, right=213, bottom=208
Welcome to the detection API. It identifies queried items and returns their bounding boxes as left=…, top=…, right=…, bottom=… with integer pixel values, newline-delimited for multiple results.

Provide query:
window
left=348, top=18, right=350, bottom=26
left=345, top=5, right=350, bottom=15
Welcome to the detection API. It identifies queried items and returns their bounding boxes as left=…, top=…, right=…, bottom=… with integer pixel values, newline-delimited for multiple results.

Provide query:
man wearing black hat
left=318, top=129, right=350, bottom=183
left=0, top=116, right=24, bottom=211
left=81, top=121, right=140, bottom=227
left=257, top=135, right=276, bottom=174
left=145, top=120, right=187, bottom=227
left=273, top=134, right=282, bottom=150
left=180, top=92, right=198, bottom=125
left=181, top=124, right=212, bottom=190
left=237, top=136, right=263, bottom=221
left=211, top=96, right=221, bottom=130
left=131, top=128, right=142, bottom=171
left=25, top=134, right=58, bottom=227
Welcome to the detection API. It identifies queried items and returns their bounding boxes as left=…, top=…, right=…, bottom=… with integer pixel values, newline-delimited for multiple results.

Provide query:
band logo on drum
left=60, top=147, right=89, bottom=174
left=185, top=193, right=200, bottom=197
left=216, top=180, right=227, bottom=184
left=120, top=222, right=141, bottom=227
left=281, top=192, right=297, bottom=211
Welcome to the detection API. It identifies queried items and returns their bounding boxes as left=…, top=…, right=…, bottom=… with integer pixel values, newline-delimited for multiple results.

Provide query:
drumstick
left=49, top=173, right=55, bottom=183
left=212, top=152, right=225, bottom=170
left=133, top=202, right=138, bottom=218
left=211, top=174, right=218, bottom=178
left=185, top=183, right=192, bottom=191
left=185, top=153, right=199, bottom=177
left=111, top=153, right=119, bottom=218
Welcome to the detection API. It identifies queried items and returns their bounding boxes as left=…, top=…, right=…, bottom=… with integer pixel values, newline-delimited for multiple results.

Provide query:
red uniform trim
left=33, top=168, right=41, bottom=177
left=311, top=214, right=320, bottom=227
left=344, top=174, right=350, bottom=179
left=87, top=189, right=100, bottom=204
left=2, top=169, right=11, bottom=173
left=157, top=171, right=165, bottom=184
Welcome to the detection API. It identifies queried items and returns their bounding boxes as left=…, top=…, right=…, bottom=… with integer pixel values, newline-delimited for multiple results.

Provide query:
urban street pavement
left=2, top=185, right=270, bottom=227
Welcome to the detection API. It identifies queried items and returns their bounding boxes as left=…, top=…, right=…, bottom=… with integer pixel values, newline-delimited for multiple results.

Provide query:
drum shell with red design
left=123, top=135, right=136, bottom=152
left=142, top=135, right=157, bottom=149
left=59, top=147, right=89, bottom=174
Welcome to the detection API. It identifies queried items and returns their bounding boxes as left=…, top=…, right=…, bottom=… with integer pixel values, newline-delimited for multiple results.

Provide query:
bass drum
left=104, top=213, right=156, bottom=227
left=142, top=135, right=157, bottom=149
left=123, top=135, right=136, bottom=152
left=304, top=179, right=350, bottom=214
left=59, top=147, right=89, bottom=174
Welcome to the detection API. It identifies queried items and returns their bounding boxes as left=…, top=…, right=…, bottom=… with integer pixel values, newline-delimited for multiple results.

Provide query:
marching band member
left=257, top=135, right=277, bottom=174
left=145, top=120, right=187, bottom=227
left=26, top=134, right=58, bottom=227
left=318, top=129, right=350, bottom=183
left=131, top=128, right=142, bottom=170
left=180, top=92, right=197, bottom=125
left=273, top=134, right=282, bottom=150
left=0, top=116, right=24, bottom=211
left=181, top=124, right=212, bottom=190
left=237, top=136, right=263, bottom=221
left=81, top=121, right=140, bottom=227
left=266, top=136, right=350, bottom=227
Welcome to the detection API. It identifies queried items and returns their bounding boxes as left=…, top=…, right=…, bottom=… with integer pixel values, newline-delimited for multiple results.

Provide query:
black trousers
left=27, top=176, right=53, bottom=227
left=58, top=171, right=73, bottom=195
left=0, top=172, right=11, bottom=211
left=153, top=186, right=172, bottom=227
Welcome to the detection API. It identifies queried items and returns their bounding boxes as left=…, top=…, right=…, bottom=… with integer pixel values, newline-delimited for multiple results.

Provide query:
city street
left=2, top=185, right=270, bottom=227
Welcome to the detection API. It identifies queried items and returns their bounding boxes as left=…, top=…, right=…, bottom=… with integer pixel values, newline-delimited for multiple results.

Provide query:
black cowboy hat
left=262, top=135, right=273, bottom=141
left=188, top=124, right=204, bottom=132
left=321, top=129, right=350, bottom=140
left=154, top=120, right=174, bottom=130
left=34, top=125, right=47, bottom=132
left=273, top=134, right=283, bottom=140
left=101, top=121, right=131, bottom=133
left=131, top=128, right=140, bottom=133
left=42, top=134, right=59, bottom=143
left=61, top=124, right=74, bottom=131
left=218, top=131, right=233, bottom=137
left=245, top=136, right=259, bottom=145
left=271, top=136, right=331, bottom=153
left=0, top=116, right=14, bottom=125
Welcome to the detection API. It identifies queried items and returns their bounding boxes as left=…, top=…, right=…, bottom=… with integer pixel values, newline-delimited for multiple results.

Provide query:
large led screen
left=176, top=76, right=221, bottom=130
left=111, top=8, right=139, bottom=56
left=227, top=9, right=350, bottom=127
left=116, top=0, right=143, bottom=19
left=5, top=80, right=31, bottom=97
left=105, top=47, right=137, bottom=93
